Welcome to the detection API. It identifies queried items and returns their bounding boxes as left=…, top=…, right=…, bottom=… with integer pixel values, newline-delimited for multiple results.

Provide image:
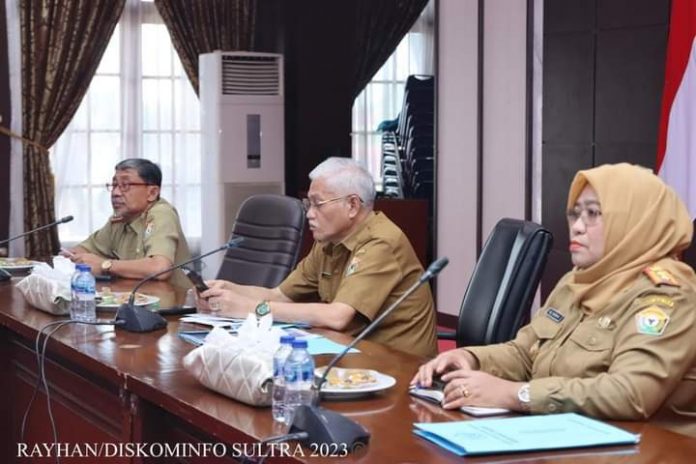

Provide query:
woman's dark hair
left=115, top=158, right=162, bottom=187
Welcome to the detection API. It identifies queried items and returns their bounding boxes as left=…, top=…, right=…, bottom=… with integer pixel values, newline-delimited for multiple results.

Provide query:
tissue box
left=183, top=317, right=283, bottom=407
left=16, top=273, right=71, bottom=316
left=184, top=343, right=274, bottom=406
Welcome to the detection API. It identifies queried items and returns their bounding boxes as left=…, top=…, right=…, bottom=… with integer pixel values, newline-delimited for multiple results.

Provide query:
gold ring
left=460, top=386, right=470, bottom=398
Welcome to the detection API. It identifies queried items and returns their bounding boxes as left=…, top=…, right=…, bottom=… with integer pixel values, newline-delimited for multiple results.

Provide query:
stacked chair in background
left=379, top=75, right=434, bottom=203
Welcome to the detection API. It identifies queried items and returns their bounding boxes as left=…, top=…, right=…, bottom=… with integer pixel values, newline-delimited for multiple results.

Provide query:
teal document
left=306, top=338, right=359, bottom=355
left=178, top=328, right=359, bottom=355
left=413, top=413, right=640, bottom=456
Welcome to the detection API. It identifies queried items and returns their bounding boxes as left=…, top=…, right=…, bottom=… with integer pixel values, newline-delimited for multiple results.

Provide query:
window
left=51, top=0, right=201, bottom=244
left=351, top=2, right=435, bottom=188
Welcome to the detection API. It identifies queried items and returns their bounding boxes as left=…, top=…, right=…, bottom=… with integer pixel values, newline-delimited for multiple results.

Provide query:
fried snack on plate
left=321, top=367, right=378, bottom=389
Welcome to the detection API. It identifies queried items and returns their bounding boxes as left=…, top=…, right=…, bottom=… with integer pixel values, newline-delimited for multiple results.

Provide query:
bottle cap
left=280, top=335, right=295, bottom=344
left=291, top=339, right=308, bottom=349
left=76, top=264, right=91, bottom=272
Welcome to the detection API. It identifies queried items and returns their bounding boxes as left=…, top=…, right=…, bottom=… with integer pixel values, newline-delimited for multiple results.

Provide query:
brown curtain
left=350, top=0, right=429, bottom=100
left=21, top=0, right=125, bottom=259
left=154, top=0, right=257, bottom=95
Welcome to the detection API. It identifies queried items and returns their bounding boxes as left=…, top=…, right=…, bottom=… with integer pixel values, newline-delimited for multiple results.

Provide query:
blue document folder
left=306, top=337, right=359, bottom=355
left=413, top=413, right=640, bottom=456
left=178, top=329, right=359, bottom=355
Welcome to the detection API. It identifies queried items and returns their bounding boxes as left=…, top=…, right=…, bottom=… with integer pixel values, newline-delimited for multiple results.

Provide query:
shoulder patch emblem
left=144, top=220, right=155, bottom=238
left=643, top=266, right=680, bottom=287
left=635, top=305, right=670, bottom=336
left=345, top=257, right=360, bottom=276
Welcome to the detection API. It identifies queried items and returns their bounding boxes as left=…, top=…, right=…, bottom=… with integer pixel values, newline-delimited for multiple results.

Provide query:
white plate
left=96, top=291, right=159, bottom=309
left=0, top=258, right=40, bottom=271
left=316, top=367, right=396, bottom=399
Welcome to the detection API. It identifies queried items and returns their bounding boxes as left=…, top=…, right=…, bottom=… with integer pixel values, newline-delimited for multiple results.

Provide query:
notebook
left=413, top=413, right=640, bottom=456
left=409, top=386, right=510, bottom=417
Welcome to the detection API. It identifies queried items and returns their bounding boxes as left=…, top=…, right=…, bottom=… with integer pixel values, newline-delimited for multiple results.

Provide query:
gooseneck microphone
left=0, top=215, right=74, bottom=247
left=288, top=257, right=450, bottom=454
left=115, top=237, right=244, bottom=332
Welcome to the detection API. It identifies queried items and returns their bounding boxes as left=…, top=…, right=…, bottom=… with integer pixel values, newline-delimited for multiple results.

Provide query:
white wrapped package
left=183, top=314, right=285, bottom=407
left=15, top=257, right=74, bottom=316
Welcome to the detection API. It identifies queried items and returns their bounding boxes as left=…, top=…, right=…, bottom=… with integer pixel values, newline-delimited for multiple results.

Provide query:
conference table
left=1, top=277, right=695, bottom=463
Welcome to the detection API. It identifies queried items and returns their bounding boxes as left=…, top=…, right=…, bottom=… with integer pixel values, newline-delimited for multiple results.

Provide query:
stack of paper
left=413, top=413, right=640, bottom=456
left=180, top=314, right=248, bottom=327
left=409, top=386, right=509, bottom=417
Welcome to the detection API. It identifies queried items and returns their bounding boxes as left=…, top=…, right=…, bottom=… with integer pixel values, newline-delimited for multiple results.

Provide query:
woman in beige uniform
left=412, top=163, right=696, bottom=436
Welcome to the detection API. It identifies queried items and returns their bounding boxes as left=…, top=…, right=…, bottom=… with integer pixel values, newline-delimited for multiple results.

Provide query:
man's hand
left=59, top=247, right=77, bottom=259
left=199, top=286, right=255, bottom=317
left=410, top=349, right=478, bottom=388
left=70, top=252, right=106, bottom=275
left=204, top=279, right=236, bottom=292
left=440, top=370, right=523, bottom=411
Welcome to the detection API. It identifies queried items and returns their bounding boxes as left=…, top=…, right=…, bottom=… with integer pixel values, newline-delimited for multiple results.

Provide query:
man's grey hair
left=115, top=158, right=162, bottom=187
left=309, top=157, right=376, bottom=208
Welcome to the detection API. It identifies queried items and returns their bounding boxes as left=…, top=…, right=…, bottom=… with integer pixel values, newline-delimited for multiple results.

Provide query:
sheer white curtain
left=351, top=0, right=435, bottom=185
left=410, top=0, right=435, bottom=76
left=51, top=0, right=201, bottom=247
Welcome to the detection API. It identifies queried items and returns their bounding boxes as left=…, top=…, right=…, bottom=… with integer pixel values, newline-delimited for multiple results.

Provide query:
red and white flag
left=657, top=0, right=696, bottom=219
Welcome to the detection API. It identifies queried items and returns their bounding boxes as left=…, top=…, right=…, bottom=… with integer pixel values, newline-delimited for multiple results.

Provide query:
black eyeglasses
left=105, top=182, right=152, bottom=193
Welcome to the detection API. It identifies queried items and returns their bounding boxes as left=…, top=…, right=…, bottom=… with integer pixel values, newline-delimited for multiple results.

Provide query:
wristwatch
left=255, top=300, right=271, bottom=318
left=101, top=259, right=113, bottom=275
left=517, top=383, right=531, bottom=412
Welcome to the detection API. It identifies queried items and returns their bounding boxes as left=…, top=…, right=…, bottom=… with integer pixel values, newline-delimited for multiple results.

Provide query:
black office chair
left=216, top=194, right=305, bottom=288
left=439, top=218, right=553, bottom=348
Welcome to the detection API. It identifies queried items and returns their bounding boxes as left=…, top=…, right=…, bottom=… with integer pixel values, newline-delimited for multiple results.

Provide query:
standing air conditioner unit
left=199, top=51, right=285, bottom=278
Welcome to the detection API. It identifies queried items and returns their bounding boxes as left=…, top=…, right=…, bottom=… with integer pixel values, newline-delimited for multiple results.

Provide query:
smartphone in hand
left=183, top=268, right=209, bottom=293
left=431, top=375, right=447, bottom=391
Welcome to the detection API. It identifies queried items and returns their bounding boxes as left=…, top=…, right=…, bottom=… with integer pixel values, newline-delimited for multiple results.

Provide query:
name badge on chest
left=545, top=307, right=565, bottom=323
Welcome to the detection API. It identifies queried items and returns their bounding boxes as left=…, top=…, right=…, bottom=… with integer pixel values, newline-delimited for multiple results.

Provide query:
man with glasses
left=200, top=157, right=437, bottom=358
left=62, top=158, right=191, bottom=288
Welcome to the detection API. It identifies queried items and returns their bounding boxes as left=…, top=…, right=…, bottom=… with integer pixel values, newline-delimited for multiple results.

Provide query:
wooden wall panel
left=541, top=0, right=671, bottom=299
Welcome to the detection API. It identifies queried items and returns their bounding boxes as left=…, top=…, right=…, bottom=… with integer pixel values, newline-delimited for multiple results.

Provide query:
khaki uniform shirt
left=466, top=263, right=696, bottom=436
left=279, top=211, right=437, bottom=358
left=78, top=199, right=191, bottom=289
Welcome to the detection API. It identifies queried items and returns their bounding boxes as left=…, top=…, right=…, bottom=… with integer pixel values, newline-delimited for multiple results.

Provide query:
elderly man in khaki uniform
left=412, top=164, right=696, bottom=437
left=201, top=157, right=437, bottom=358
left=64, top=158, right=191, bottom=289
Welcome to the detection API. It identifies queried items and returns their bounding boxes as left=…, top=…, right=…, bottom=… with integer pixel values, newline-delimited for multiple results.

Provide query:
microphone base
left=115, top=304, right=167, bottom=332
left=289, top=405, right=370, bottom=453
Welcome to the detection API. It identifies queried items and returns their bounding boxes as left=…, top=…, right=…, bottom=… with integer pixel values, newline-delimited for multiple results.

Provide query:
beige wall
left=437, top=0, right=530, bottom=316
left=482, top=0, right=528, bottom=238
left=436, top=0, right=480, bottom=316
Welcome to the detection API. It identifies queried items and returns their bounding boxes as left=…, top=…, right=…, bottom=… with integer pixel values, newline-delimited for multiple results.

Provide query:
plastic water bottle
left=283, top=339, right=316, bottom=424
left=70, top=264, right=96, bottom=322
left=272, top=335, right=295, bottom=422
